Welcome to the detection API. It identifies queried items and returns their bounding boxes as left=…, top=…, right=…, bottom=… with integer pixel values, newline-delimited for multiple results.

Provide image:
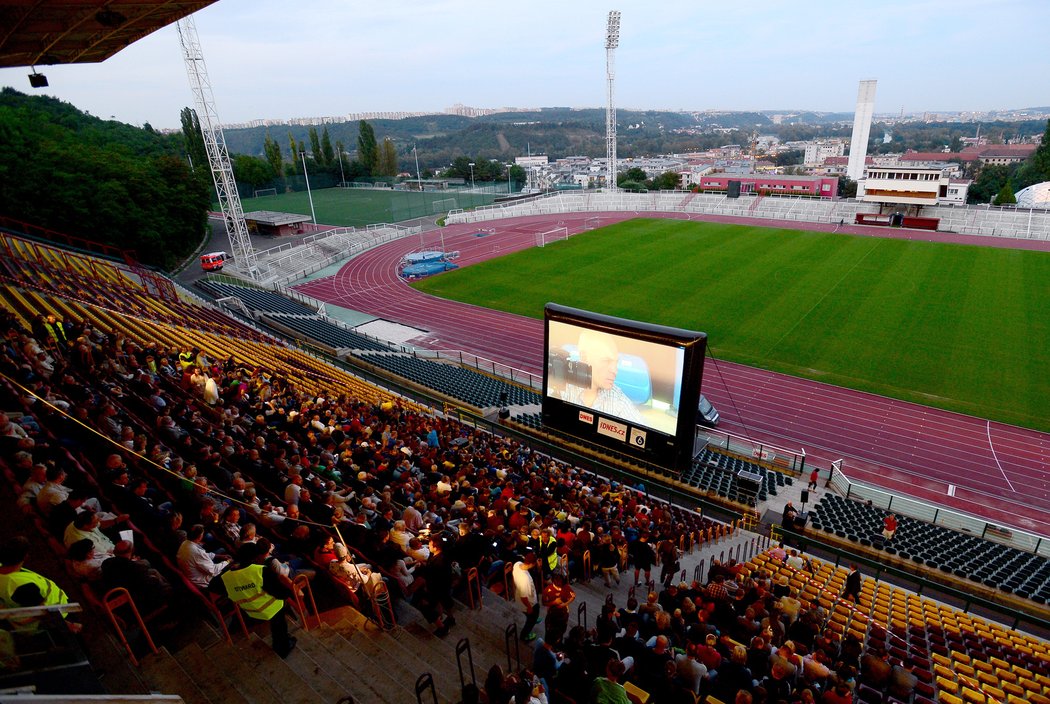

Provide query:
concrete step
left=204, top=639, right=284, bottom=704
left=312, top=621, right=418, bottom=703
left=172, top=642, right=251, bottom=704
left=238, top=635, right=323, bottom=704
left=292, top=622, right=388, bottom=703
left=280, top=629, right=363, bottom=704
left=329, top=616, right=455, bottom=704
left=139, top=648, right=210, bottom=704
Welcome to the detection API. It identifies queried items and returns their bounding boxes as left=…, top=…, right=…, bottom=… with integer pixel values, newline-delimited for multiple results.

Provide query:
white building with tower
left=804, top=140, right=846, bottom=167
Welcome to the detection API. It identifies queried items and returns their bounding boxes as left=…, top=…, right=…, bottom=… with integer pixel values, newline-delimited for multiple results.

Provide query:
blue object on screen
left=615, top=354, right=651, bottom=403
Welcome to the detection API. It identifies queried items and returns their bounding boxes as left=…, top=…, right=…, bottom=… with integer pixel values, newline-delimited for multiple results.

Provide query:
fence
left=447, top=190, right=1050, bottom=241
left=697, top=427, right=807, bottom=475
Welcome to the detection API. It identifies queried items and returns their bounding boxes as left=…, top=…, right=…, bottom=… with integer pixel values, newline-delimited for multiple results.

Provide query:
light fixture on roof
left=28, top=67, right=47, bottom=88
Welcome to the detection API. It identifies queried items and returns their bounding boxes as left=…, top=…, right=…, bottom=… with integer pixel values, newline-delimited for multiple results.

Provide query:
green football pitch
left=413, top=218, right=1050, bottom=431
left=237, top=187, right=497, bottom=228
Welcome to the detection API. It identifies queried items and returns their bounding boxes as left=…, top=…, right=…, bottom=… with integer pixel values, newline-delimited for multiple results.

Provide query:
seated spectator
left=177, top=524, right=230, bottom=589
left=102, top=540, right=173, bottom=613
left=17, top=463, right=48, bottom=513
left=328, top=542, right=381, bottom=596
left=63, top=511, right=116, bottom=558
left=67, top=538, right=105, bottom=582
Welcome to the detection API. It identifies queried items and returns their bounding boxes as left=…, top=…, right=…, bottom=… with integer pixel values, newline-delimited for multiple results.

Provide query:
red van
left=200, top=251, right=229, bottom=271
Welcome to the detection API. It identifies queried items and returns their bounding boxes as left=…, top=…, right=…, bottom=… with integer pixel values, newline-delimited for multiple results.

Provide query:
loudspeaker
left=499, top=391, right=508, bottom=405
left=800, top=489, right=810, bottom=504
left=28, top=73, right=48, bottom=88
left=727, top=180, right=741, bottom=198
left=498, top=408, right=510, bottom=420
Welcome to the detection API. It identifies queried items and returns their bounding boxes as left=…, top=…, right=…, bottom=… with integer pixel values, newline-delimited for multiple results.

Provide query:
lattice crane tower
left=605, top=10, right=621, bottom=191
left=176, top=15, right=259, bottom=278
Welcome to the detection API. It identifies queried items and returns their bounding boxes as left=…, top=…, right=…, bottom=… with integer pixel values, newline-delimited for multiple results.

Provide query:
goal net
left=535, top=226, right=569, bottom=248
left=585, top=216, right=602, bottom=230
left=431, top=198, right=458, bottom=214
left=253, top=187, right=278, bottom=198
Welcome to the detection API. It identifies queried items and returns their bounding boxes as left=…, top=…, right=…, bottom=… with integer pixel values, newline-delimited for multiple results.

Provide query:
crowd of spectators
left=4, top=304, right=927, bottom=703
left=0, top=307, right=724, bottom=666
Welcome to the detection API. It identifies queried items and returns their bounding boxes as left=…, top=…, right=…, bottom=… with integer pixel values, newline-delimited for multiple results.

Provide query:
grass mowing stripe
left=412, top=219, right=1050, bottom=431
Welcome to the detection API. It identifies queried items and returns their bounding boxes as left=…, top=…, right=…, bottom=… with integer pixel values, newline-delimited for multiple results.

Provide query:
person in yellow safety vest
left=178, top=349, right=197, bottom=371
left=0, top=536, right=80, bottom=633
left=528, top=528, right=559, bottom=574
left=220, top=541, right=298, bottom=658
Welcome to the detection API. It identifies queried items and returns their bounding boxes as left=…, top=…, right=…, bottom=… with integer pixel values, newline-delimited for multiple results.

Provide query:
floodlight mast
left=605, top=10, right=621, bottom=192
left=176, top=15, right=259, bottom=279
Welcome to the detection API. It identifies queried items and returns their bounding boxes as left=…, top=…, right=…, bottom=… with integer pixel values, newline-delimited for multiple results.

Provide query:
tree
left=286, top=132, right=300, bottom=173
left=993, top=181, right=1017, bottom=206
left=356, top=120, right=378, bottom=176
left=321, top=127, right=335, bottom=168
left=617, top=167, right=647, bottom=187
left=509, top=164, right=526, bottom=189
left=308, top=127, right=322, bottom=166
left=1025, top=119, right=1050, bottom=183
left=838, top=176, right=858, bottom=199
left=775, top=149, right=804, bottom=167
left=179, top=107, right=208, bottom=174
left=263, top=132, right=282, bottom=177
left=648, top=171, right=682, bottom=190
left=232, top=154, right=275, bottom=189
left=377, top=138, right=398, bottom=177
left=968, top=164, right=1010, bottom=204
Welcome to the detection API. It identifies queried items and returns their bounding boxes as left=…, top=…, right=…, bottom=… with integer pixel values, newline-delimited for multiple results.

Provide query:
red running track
left=295, top=212, right=1050, bottom=536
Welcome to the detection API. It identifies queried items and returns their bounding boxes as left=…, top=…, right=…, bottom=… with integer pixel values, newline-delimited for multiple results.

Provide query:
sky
left=1, top=0, right=1047, bottom=130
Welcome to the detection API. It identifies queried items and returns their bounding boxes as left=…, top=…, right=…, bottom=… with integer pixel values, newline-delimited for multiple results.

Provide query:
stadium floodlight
left=605, top=10, right=621, bottom=192
left=468, top=162, right=475, bottom=190
left=177, top=16, right=259, bottom=278
left=300, top=150, right=317, bottom=225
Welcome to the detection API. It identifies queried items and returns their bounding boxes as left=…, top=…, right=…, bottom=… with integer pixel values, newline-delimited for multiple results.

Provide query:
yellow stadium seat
left=1029, top=693, right=1050, bottom=704
left=954, top=662, right=975, bottom=678
left=932, top=653, right=953, bottom=668
left=934, top=664, right=957, bottom=681
left=972, top=660, right=994, bottom=675
left=950, top=651, right=971, bottom=665
left=937, top=676, right=960, bottom=694
left=1001, top=681, right=1024, bottom=698
left=938, top=693, right=963, bottom=704
left=980, top=685, right=1005, bottom=702
left=624, top=681, right=650, bottom=704
left=960, top=686, right=986, bottom=704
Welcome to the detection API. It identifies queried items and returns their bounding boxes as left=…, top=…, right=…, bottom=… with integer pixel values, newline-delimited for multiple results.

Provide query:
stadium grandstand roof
left=0, top=1, right=217, bottom=69
left=242, top=210, right=312, bottom=226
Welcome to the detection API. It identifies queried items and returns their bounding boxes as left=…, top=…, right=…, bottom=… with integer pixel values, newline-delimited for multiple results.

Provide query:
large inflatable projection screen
left=542, top=303, right=707, bottom=473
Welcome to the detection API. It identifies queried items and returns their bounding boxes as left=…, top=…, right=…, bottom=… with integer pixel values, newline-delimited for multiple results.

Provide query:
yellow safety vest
left=542, top=536, right=558, bottom=572
left=0, top=568, right=69, bottom=617
left=178, top=351, right=195, bottom=370
left=221, top=564, right=283, bottom=621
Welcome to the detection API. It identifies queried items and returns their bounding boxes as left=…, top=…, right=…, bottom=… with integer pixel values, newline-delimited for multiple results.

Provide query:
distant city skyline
left=0, top=0, right=1046, bottom=129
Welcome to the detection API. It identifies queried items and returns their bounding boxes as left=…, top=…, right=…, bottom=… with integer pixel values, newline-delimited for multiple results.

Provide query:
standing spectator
left=597, top=535, right=621, bottom=588
left=541, top=571, right=575, bottom=647
left=887, top=659, right=918, bottom=702
left=841, top=563, right=862, bottom=603
left=882, top=514, right=898, bottom=541
left=629, top=531, right=655, bottom=587
left=220, top=542, right=297, bottom=657
left=808, top=468, right=819, bottom=491
left=514, top=551, right=541, bottom=642
left=422, top=535, right=456, bottom=637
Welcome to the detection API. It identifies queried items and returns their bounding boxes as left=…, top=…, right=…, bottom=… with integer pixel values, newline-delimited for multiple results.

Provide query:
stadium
left=0, top=3, right=1049, bottom=704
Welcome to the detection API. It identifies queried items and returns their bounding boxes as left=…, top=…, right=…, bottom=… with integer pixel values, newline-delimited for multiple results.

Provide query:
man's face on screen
left=587, top=341, right=619, bottom=391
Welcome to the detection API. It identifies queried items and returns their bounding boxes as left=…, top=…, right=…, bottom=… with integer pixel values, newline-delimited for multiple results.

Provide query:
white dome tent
left=1015, top=181, right=1050, bottom=209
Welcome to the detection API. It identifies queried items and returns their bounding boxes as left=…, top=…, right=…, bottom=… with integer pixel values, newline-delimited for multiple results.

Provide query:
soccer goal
left=535, top=226, right=569, bottom=248
left=253, top=187, right=277, bottom=198
left=585, top=216, right=602, bottom=230
left=431, top=198, right=458, bottom=214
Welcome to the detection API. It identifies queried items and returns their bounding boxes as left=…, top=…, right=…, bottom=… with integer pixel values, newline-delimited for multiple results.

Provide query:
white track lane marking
left=986, top=420, right=1016, bottom=492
